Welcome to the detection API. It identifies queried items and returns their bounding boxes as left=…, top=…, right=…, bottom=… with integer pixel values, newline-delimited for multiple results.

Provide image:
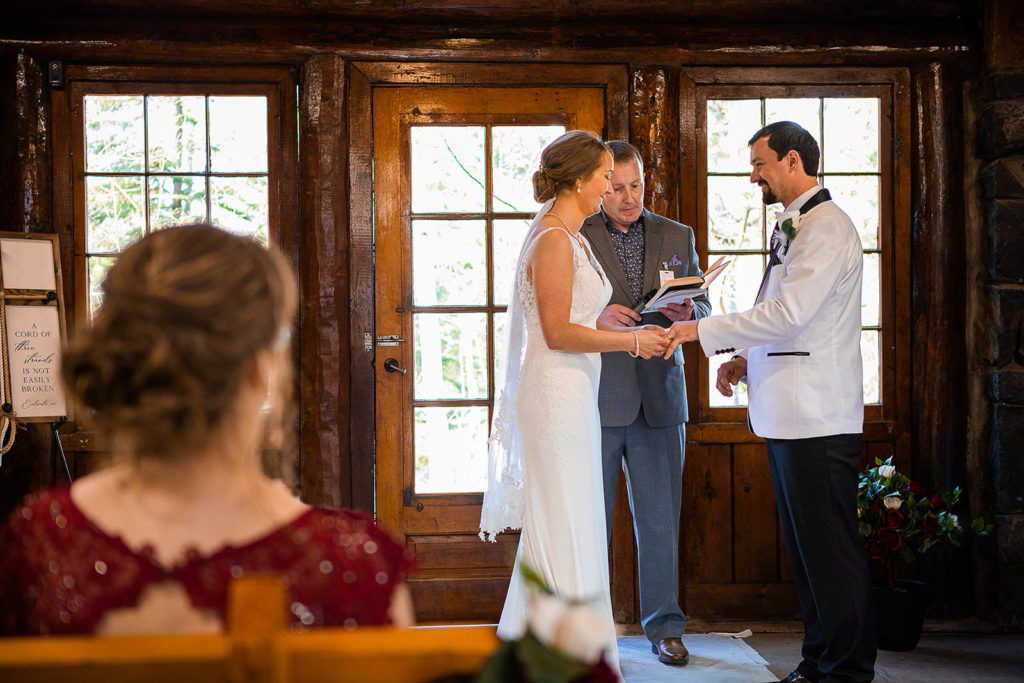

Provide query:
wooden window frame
left=680, top=67, right=912, bottom=445
left=52, top=65, right=298, bottom=451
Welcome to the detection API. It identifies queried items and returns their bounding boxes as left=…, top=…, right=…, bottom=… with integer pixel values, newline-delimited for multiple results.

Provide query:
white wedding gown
left=495, top=224, right=619, bottom=670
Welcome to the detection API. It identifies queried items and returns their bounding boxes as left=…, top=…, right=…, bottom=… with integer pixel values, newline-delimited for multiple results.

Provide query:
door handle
left=383, top=358, right=407, bottom=374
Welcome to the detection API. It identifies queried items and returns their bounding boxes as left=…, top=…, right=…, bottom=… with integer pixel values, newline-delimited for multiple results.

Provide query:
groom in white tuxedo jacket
left=665, top=121, right=876, bottom=683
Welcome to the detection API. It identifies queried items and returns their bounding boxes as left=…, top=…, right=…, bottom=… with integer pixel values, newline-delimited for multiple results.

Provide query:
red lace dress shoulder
left=0, top=487, right=415, bottom=635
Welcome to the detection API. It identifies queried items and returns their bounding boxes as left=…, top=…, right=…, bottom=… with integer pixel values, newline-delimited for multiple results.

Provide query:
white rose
left=883, top=494, right=902, bottom=510
left=550, top=603, right=610, bottom=665
left=950, top=514, right=960, bottom=529
left=878, top=465, right=896, bottom=478
left=528, top=592, right=568, bottom=648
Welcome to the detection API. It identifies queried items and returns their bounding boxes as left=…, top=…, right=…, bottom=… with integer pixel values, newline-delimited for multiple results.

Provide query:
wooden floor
left=617, top=620, right=1024, bottom=681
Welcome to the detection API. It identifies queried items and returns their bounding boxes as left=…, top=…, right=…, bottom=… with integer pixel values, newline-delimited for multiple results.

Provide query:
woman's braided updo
left=61, top=224, right=297, bottom=459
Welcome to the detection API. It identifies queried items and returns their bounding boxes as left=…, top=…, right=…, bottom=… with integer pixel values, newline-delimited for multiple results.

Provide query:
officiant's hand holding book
left=634, top=256, right=730, bottom=315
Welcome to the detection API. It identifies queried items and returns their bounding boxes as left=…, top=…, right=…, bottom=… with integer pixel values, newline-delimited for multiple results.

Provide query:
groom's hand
left=716, top=357, right=747, bottom=397
left=598, top=304, right=641, bottom=329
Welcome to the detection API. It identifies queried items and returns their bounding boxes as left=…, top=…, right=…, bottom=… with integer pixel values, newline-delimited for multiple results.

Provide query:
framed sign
left=0, top=233, right=67, bottom=423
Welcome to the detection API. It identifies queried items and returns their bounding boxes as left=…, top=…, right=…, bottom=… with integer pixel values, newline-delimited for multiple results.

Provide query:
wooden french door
left=373, top=86, right=605, bottom=621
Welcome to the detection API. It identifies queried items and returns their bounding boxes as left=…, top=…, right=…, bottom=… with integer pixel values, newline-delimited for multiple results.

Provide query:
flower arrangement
left=476, top=563, right=617, bottom=683
left=857, top=457, right=992, bottom=591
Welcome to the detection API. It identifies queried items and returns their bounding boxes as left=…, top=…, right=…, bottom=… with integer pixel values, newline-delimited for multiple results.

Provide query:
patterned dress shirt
left=603, top=210, right=646, bottom=301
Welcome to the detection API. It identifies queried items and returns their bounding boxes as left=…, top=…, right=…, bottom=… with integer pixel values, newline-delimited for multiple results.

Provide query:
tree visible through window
left=704, top=97, right=882, bottom=408
left=409, top=124, right=565, bottom=494
left=83, top=94, right=270, bottom=312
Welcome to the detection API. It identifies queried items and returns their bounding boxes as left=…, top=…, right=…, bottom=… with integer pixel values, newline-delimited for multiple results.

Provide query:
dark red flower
left=883, top=509, right=905, bottom=529
left=864, top=538, right=886, bottom=560
left=929, top=493, right=944, bottom=509
left=909, top=481, right=926, bottom=497
left=922, top=515, right=939, bottom=533
left=877, top=527, right=903, bottom=551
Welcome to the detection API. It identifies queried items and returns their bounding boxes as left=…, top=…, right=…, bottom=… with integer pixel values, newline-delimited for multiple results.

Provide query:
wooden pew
left=0, top=575, right=500, bottom=683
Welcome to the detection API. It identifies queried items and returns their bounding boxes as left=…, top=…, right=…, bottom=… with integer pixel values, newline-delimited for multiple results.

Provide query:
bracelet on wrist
left=628, top=330, right=640, bottom=358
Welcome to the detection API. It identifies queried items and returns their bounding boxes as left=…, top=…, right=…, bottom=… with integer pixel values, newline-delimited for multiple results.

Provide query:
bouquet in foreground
left=476, top=564, right=617, bottom=683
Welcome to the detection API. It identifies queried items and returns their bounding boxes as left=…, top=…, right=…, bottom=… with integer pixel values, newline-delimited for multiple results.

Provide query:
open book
left=635, top=256, right=730, bottom=314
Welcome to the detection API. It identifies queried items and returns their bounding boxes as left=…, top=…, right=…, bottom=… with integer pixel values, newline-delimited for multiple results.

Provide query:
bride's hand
left=634, top=327, right=669, bottom=359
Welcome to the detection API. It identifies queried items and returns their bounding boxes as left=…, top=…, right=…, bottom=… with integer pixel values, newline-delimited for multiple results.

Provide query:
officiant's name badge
left=659, top=269, right=674, bottom=286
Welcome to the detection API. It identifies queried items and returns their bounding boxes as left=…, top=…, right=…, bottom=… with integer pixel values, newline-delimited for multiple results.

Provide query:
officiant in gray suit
left=581, top=140, right=711, bottom=666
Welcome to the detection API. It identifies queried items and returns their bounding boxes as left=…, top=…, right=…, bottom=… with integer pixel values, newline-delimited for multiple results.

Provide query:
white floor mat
left=618, top=634, right=775, bottom=682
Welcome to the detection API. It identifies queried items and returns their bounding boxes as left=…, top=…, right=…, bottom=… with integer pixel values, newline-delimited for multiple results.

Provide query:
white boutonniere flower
left=774, top=210, right=801, bottom=254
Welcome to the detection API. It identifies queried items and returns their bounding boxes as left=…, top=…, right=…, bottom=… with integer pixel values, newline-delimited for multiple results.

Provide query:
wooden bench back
left=0, top=575, right=499, bottom=683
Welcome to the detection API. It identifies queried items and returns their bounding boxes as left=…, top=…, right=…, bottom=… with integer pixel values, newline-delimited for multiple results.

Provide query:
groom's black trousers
left=766, top=433, right=876, bottom=683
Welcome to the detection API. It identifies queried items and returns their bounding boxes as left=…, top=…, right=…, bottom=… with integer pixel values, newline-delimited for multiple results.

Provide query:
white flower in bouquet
left=878, top=464, right=896, bottom=478
left=528, top=591, right=607, bottom=666
left=883, top=494, right=902, bottom=510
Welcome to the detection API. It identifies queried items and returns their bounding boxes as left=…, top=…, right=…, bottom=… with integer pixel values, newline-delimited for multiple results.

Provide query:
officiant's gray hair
left=532, top=130, right=611, bottom=203
left=607, top=140, right=644, bottom=176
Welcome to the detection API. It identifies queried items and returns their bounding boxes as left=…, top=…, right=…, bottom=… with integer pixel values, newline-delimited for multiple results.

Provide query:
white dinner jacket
left=697, top=186, right=864, bottom=440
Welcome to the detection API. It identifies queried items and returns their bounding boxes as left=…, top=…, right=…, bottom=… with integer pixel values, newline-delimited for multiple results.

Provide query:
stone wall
left=974, top=53, right=1024, bottom=627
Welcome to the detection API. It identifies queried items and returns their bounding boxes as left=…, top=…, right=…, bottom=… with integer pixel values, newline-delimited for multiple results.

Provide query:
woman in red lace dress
left=0, top=224, right=415, bottom=635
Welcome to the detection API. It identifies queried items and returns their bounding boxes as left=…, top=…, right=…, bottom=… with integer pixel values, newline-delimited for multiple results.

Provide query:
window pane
left=415, top=406, right=488, bottom=494
left=85, top=96, right=144, bottom=173
left=492, top=218, right=531, bottom=306
left=862, top=330, right=881, bottom=404
left=492, top=125, right=565, bottom=213
left=210, top=176, right=268, bottom=242
left=413, top=219, right=486, bottom=306
left=824, top=98, right=879, bottom=173
left=708, top=176, right=763, bottom=251
left=707, top=100, right=762, bottom=173
left=494, top=312, right=508, bottom=395
left=709, top=253, right=764, bottom=315
left=765, top=99, right=821, bottom=163
left=825, top=175, right=879, bottom=249
left=147, top=96, right=206, bottom=173
left=414, top=313, right=488, bottom=400
left=209, top=96, right=268, bottom=172
left=411, top=126, right=485, bottom=213
left=87, top=256, right=116, bottom=314
left=149, top=176, right=207, bottom=229
left=862, top=252, right=880, bottom=328
left=708, top=353, right=749, bottom=408
left=86, top=176, right=144, bottom=253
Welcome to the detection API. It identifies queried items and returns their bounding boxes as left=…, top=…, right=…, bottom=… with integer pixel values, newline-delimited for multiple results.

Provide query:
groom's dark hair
left=748, top=121, right=820, bottom=177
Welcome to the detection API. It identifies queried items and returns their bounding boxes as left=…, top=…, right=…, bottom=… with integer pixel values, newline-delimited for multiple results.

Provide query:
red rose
left=929, top=493, right=944, bottom=509
left=877, top=527, right=903, bottom=551
left=922, top=515, right=939, bottom=533
left=883, top=509, right=905, bottom=529
left=909, top=481, right=926, bottom=497
left=864, top=538, right=886, bottom=560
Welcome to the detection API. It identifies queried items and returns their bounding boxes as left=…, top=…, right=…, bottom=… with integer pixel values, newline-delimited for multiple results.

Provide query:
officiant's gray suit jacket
left=581, top=209, right=711, bottom=428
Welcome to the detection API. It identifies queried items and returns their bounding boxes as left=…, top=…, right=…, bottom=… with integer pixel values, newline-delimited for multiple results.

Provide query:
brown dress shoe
left=651, top=637, right=689, bottom=665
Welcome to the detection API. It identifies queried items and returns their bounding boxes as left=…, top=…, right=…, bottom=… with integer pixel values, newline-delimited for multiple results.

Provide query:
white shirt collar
left=784, top=185, right=823, bottom=214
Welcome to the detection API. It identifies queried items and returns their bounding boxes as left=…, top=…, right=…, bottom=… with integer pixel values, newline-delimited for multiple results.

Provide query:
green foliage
left=857, top=456, right=993, bottom=589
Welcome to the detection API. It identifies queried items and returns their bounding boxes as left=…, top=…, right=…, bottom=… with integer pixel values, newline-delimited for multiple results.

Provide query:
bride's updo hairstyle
left=532, top=130, right=611, bottom=203
left=61, top=223, right=297, bottom=460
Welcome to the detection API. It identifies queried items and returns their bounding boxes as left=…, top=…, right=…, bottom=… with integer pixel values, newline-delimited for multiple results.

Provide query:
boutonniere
left=774, top=211, right=800, bottom=255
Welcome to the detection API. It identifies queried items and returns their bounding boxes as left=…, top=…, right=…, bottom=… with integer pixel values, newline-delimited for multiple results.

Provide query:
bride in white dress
left=480, top=131, right=668, bottom=672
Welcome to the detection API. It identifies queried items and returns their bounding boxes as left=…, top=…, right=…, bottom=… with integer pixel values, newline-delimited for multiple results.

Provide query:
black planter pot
left=872, top=579, right=930, bottom=651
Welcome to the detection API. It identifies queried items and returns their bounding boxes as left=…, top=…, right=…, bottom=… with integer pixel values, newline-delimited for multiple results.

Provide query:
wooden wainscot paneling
left=682, top=443, right=733, bottom=587
left=732, top=443, right=778, bottom=584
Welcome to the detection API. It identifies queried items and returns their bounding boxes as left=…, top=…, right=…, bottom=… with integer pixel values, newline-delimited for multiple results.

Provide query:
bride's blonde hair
left=532, top=130, right=610, bottom=203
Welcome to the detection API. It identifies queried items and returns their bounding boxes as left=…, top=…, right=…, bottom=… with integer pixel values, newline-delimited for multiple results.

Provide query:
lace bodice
left=518, top=228, right=612, bottom=352
left=0, top=487, right=415, bottom=635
